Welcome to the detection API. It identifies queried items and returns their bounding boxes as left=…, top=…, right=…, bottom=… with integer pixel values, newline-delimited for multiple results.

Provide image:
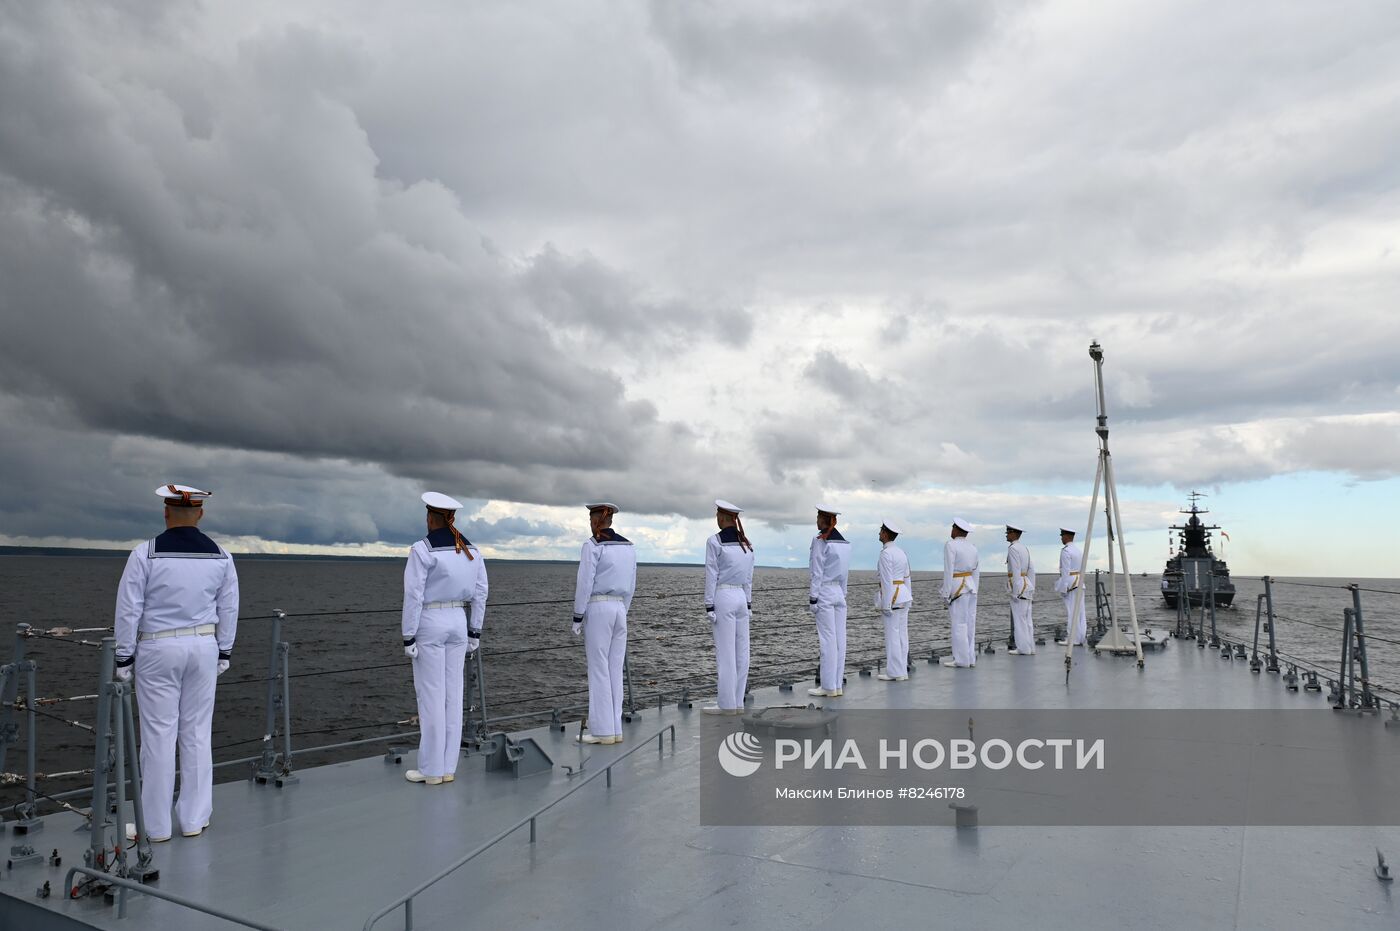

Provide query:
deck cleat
left=1386, top=703, right=1400, bottom=729
left=1303, top=671, right=1321, bottom=692
left=1284, top=665, right=1299, bottom=690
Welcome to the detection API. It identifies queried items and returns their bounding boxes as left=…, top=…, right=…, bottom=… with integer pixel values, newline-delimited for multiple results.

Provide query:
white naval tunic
left=809, top=529, right=852, bottom=692
left=705, top=526, right=755, bottom=711
left=1055, top=541, right=1087, bottom=645
left=115, top=526, right=239, bottom=839
left=402, top=528, right=489, bottom=779
left=940, top=537, right=980, bottom=667
left=875, top=541, right=913, bottom=677
left=573, top=529, right=637, bottom=737
left=1007, top=540, right=1036, bottom=654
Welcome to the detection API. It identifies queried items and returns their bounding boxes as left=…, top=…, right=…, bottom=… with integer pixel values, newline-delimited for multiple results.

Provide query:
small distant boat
left=1160, top=492, right=1235, bottom=607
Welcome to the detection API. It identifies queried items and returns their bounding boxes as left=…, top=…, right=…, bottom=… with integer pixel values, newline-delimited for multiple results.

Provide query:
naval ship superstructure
left=1161, top=492, right=1236, bottom=608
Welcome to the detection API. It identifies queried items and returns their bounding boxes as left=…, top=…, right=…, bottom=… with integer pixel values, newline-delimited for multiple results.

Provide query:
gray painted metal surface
left=4, top=643, right=1399, bottom=930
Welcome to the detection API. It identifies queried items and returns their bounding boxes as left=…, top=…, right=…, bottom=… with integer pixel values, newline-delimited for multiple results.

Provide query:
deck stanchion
left=1262, top=576, right=1280, bottom=673
left=1250, top=594, right=1265, bottom=672
left=85, top=640, right=116, bottom=871
left=1336, top=609, right=1355, bottom=710
left=253, top=610, right=296, bottom=786
left=1349, top=585, right=1377, bottom=711
left=623, top=641, right=640, bottom=721
left=1207, top=572, right=1219, bottom=647
left=473, top=646, right=489, bottom=742
left=0, top=624, right=43, bottom=832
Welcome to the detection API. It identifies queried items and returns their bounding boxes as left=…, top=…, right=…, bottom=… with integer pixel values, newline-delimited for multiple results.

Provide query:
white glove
left=572, top=621, right=583, bottom=637
left=404, top=642, right=419, bottom=659
left=808, top=600, right=818, bottom=616
left=881, top=608, right=894, bottom=619
left=706, top=610, right=716, bottom=626
left=115, top=665, right=133, bottom=682
left=217, top=659, right=230, bottom=676
left=466, top=639, right=479, bottom=654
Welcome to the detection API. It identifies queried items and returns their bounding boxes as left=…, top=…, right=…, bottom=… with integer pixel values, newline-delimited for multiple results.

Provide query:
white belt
left=424, top=600, right=468, bottom=610
left=139, top=623, right=216, bottom=642
left=716, top=584, right=745, bottom=590
left=589, top=594, right=625, bottom=603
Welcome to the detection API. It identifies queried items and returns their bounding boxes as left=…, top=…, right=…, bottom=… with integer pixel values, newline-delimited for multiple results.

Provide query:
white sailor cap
left=715, top=499, right=743, bottom=514
left=815, top=504, right=840, bottom=516
left=1059, top=526, right=1077, bottom=536
left=586, top=502, right=619, bottom=514
left=156, top=484, right=211, bottom=507
left=880, top=518, right=902, bottom=535
left=952, top=517, right=973, bottom=532
left=1005, top=523, right=1024, bottom=533
left=422, top=492, right=463, bottom=511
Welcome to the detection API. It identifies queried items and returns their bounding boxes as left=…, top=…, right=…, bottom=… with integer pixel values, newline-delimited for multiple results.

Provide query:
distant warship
left=1160, top=492, right=1236, bottom=607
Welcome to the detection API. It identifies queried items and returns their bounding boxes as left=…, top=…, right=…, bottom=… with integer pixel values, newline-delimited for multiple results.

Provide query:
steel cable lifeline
left=1268, top=610, right=1400, bottom=648
left=1270, top=579, right=1400, bottom=595
left=209, top=601, right=970, bottom=687
left=223, top=579, right=896, bottom=622
left=13, top=568, right=1397, bottom=820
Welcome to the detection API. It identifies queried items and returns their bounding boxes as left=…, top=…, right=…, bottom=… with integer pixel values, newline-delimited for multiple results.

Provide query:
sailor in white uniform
left=1005, top=524, right=1036, bottom=655
left=1055, top=526, right=1087, bottom=646
left=940, top=518, right=980, bottom=668
left=808, top=505, right=851, bottom=698
left=702, top=500, right=755, bottom=715
left=115, top=484, right=238, bottom=842
left=875, top=520, right=913, bottom=681
left=401, top=492, right=488, bottom=785
left=572, top=503, right=637, bottom=744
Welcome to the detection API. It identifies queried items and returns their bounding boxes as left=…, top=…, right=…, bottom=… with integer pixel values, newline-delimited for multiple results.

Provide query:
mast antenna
left=1065, top=342, right=1147, bottom=684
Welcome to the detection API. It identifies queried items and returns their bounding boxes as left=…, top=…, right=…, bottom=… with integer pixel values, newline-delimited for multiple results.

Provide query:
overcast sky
left=2, top=1, right=1398, bottom=577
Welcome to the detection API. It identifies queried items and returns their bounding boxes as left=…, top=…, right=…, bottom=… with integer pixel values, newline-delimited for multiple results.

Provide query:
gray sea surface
left=2, top=554, right=1398, bottom=807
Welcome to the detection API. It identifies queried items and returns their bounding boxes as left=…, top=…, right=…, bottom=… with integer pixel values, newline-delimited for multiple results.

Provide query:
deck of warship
left=6, top=634, right=1399, bottom=931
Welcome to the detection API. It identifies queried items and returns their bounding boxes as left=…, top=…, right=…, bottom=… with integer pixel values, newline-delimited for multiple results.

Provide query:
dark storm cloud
left=2, top=0, right=1400, bottom=553
left=0, top=3, right=763, bottom=544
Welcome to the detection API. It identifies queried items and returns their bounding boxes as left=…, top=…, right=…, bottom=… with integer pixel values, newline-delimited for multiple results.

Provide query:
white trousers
left=949, top=594, right=978, bottom=666
left=1011, top=597, right=1035, bottom=653
left=712, top=588, right=750, bottom=710
left=1063, top=590, right=1087, bottom=645
left=135, top=634, right=217, bottom=839
left=814, top=596, right=847, bottom=691
left=883, top=606, right=910, bottom=677
left=412, top=606, right=468, bottom=778
left=584, top=600, right=627, bottom=737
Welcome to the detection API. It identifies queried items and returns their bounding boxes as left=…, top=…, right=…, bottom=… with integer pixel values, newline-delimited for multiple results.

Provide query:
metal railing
left=64, top=864, right=285, bottom=928
left=361, top=723, right=678, bottom=931
left=6, top=572, right=1400, bottom=922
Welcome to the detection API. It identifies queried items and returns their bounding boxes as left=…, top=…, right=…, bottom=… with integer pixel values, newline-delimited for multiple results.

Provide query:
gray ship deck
left=6, top=642, right=1398, bottom=931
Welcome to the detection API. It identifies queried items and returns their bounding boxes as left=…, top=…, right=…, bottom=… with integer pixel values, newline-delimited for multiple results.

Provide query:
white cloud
left=1, top=0, right=1398, bottom=569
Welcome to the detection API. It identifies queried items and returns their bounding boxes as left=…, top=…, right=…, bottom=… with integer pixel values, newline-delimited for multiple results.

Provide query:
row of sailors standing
left=113, top=484, right=1098, bottom=841
left=397, top=497, right=1095, bottom=747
